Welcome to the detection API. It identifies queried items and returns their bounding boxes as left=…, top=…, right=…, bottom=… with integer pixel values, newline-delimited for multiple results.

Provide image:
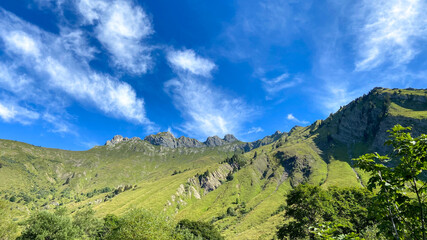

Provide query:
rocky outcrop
left=177, top=136, right=204, bottom=148
left=317, top=87, right=427, bottom=154
left=105, top=135, right=141, bottom=146
left=143, top=132, right=240, bottom=148
left=244, top=130, right=286, bottom=151
left=224, top=134, right=238, bottom=143
left=105, top=135, right=127, bottom=146
left=144, top=132, right=180, bottom=148
left=204, top=136, right=224, bottom=147
left=144, top=132, right=204, bottom=148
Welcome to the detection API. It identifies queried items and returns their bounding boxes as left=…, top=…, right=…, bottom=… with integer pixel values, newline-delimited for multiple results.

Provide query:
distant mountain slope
left=0, top=87, right=426, bottom=239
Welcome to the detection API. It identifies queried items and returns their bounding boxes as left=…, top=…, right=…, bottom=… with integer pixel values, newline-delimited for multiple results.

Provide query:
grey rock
left=105, top=135, right=125, bottom=146
left=144, top=132, right=178, bottom=148
left=105, top=135, right=141, bottom=146
left=223, top=134, right=238, bottom=143
left=177, top=136, right=203, bottom=148
left=204, top=136, right=224, bottom=147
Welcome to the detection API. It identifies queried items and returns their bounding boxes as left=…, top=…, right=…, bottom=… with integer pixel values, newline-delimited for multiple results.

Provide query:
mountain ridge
left=1, top=87, right=427, bottom=239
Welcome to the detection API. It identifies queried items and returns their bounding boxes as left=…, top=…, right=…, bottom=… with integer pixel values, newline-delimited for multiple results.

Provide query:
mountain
left=0, top=87, right=426, bottom=239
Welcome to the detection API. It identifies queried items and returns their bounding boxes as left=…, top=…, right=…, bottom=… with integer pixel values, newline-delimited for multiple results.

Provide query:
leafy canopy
left=355, top=124, right=427, bottom=240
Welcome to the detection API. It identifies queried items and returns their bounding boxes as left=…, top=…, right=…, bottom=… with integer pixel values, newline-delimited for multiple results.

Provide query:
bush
left=18, top=208, right=77, bottom=240
left=227, top=207, right=237, bottom=216
left=72, top=207, right=102, bottom=239
left=277, top=185, right=374, bottom=239
left=177, top=219, right=224, bottom=240
left=103, top=209, right=176, bottom=240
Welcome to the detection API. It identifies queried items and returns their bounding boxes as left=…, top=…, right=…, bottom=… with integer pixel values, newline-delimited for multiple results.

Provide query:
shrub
left=103, top=209, right=176, bottom=240
left=18, top=208, right=77, bottom=240
left=177, top=219, right=224, bottom=240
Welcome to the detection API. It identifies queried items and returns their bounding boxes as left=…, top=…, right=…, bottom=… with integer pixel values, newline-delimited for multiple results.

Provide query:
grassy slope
left=1, top=87, right=426, bottom=239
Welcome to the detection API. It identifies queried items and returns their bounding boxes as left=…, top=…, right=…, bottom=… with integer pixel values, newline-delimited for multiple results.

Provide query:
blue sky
left=0, top=0, right=426, bottom=150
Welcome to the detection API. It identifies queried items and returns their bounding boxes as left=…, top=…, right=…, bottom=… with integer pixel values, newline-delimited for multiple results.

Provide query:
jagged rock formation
left=143, top=132, right=241, bottom=148
left=105, top=135, right=141, bottom=146
left=244, top=130, right=286, bottom=151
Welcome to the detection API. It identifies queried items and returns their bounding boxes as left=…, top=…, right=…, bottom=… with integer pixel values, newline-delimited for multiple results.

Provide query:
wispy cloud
left=261, top=73, right=302, bottom=97
left=246, top=127, right=264, bottom=134
left=354, top=0, right=427, bottom=71
left=42, top=113, right=76, bottom=134
left=287, top=113, right=309, bottom=125
left=165, top=49, right=255, bottom=139
left=0, top=101, right=39, bottom=125
left=0, top=9, right=154, bottom=131
left=77, top=0, right=154, bottom=74
left=167, top=49, right=216, bottom=77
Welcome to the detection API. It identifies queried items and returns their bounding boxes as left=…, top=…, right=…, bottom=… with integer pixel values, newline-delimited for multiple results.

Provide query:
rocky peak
left=144, top=132, right=205, bottom=148
left=223, top=134, right=238, bottom=143
left=177, top=136, right=203, bottom=148
left=105, top=135, right=130, bottom=146
left=204, top=136, right=224, bottom=147
left=144, top=132, right=178, bottom=148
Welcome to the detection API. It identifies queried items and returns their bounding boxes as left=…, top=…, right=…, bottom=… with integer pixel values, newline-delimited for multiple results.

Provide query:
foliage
left=102, top=208, right=177, bottom=240
left=223, top=154, right=247, bottom=170
left=72, top=207, right=102, bottom=239
left=18, top=208, right=77, bottom=240
left=354, top=124, right=427, bottom=240
left=277, top=185, right=374, bottom=239
left=176, top=219, right=224, bottom=240
left=309, top=222, right=363, bottom=240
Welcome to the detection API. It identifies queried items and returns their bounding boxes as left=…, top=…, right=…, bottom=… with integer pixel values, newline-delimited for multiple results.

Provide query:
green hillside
left=1, top=87, right=426, bottom=239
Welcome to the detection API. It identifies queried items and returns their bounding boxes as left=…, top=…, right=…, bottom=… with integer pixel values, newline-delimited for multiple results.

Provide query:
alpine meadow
left=1, top=1, right=427, bottom=240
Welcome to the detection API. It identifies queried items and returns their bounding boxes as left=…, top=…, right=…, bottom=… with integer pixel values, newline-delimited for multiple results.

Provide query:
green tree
left=277, top=185, right=374, bottom=239
left=72, top=207, right=102, bottom=239
left=103, top=208, right=176, bottom=240
left=176, top=219, right=224, bottom=240
left=277, top=185, right=335, bottom=239
left=354, top=124, right=427, bottom=240
left=18, top=208, right=77, bottom=240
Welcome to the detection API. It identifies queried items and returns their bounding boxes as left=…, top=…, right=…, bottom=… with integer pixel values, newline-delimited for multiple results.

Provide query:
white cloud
left=164, top=77, right=254, bottom=139
left=3, top=31, right=40, bottom=57
left=0, top=9, right=153, bottom=130
left=246, top=127, right=264, bottom=134
left=0, top=101, right=39, bottom=124
left=261, top=73, right=302, bottom=96
left=77, top=0, right=154, bottom=74
left=287, top=113, right=309, bottom=125
left=164, top=77, right=253, bottom=138
left=165, top=49, right=254, bottom=139
left=355, top=0, right=427, bottom=71
left=59, top=29, right=97, bottom=61
left=42, top=113, right=75, bottom=134
left=167, top=49, right=216, bottom=77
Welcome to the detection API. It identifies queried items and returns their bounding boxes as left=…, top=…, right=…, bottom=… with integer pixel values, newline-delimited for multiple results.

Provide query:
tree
left=277, top=185, right=335, bottom=239
left=354, top=124, right=427, bottom=240
left=18, top=208, right=77, bottom=240
left=277, top=185, right=374, bottom=239
left=176, top=219, right=224, bottom=240
left=72, top=207, right=102, bottom=239
left=103, top=208, right=176, bottom=240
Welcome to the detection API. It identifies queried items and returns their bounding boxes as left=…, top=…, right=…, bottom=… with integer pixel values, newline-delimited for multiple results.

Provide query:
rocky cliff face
left=143, top=132, right=241, bottom=148
left=105, top=135, right=141, bottom=146
left=317, top=87, right=427, bottom=153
